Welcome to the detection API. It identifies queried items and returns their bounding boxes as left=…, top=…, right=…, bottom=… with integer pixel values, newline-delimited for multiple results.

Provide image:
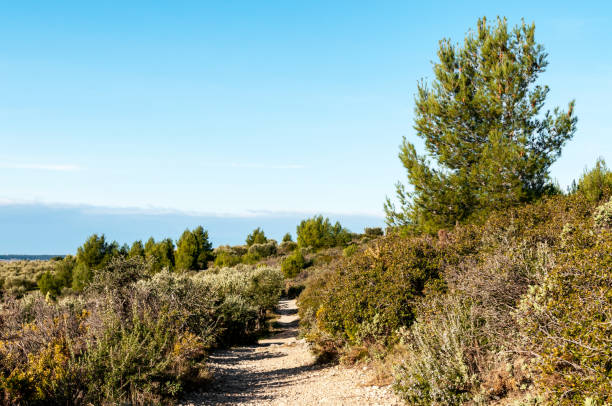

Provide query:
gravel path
left=180, top=299, right=402, bottom=406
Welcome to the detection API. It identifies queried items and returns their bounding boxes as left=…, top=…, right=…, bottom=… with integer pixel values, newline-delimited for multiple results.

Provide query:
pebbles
left=180, top=299, right=401, bottom=406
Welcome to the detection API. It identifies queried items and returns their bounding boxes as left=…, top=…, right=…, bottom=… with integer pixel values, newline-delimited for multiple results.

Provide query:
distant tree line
left=36, top=215, right=381, bottom=297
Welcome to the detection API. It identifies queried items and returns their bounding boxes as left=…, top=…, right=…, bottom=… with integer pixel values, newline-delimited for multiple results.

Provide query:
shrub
left=593, top=197, right=612, bottom=230
left=0, top=258, right=283, bottom=404
left=278, top=240, right=298, bottom=255
left=517, top=230, right=612, bottom=405
left=304, top=234, right=442, bottom=356
left=342, top=244, right=358, bottom=257
left=364, top=227, right=384, bottom=237
left=247, top=240, right=277, bottom=258
left=281, top=249, right=306, bottom=278
left=296, top=215, right=351, bottom=249
left=213, top=251, right=242, bottom=268
left=282, top=233, right=293, bottom=242
left=393, top=295, right=483, bottom=405
left=37, top=272, right=63, bottom=298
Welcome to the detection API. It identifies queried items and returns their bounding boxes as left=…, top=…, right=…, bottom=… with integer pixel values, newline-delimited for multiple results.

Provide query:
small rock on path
left=181, top=299, right=401, bottom=406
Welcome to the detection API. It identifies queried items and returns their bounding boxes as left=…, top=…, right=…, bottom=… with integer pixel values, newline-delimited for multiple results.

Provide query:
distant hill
left=0, top=254, right=64, bottom=261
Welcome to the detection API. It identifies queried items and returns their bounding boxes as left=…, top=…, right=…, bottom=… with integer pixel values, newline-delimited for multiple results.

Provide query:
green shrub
left=593, top=197, right=612, bottom=230
left=342, top=244, right=358, bottom=257
left=303, top=234, right=442, bottom=356
left=213, top=250, right=242, bottom=268
left=0, top=258, right=283, bottom=404
left=37, top=272, right=63, bottom=298
left=247, top=240, right=277, bottom=258
left=393, top=295, right=482, bottom=405
left=364, top=227, right=384, bottom=237
left=281, top=249, right=306, bottom=278
left=282, top=233, right=293, bottom=242
left=517, top=230, right=612, bottom=405
left=278, top=240, right=298, bottom=254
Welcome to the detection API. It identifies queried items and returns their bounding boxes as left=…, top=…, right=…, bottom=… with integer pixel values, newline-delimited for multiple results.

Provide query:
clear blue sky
left=1, top=1, right=611, bottom=252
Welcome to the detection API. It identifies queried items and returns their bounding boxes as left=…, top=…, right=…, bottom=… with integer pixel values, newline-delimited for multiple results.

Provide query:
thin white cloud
left=0, top=163, right=80, bottom=171
left=229, top=162, right=305, bottom=170
left=203, top=162, right=305, bottom=170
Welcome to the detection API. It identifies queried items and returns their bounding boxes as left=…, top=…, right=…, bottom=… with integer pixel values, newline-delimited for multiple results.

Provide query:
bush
left=0, top=258, right=283, bottom=404
left=281, top=249, right=306, bottom=278
left=301, top=234, right=442, bottom=358
left=278, top=240, right=298, bottom=255
left=247, top=240, right=277, bottom=258
left=393, top=295, right=483, bottom=405
left=0, top=260, right=54, bottom=297
left=364, top=227, right=384, bottom=237
left=213, top=250, right=242, bottom=268
left=342, top=244, right=358, bottom=257
left=593, top=197, right=612, bottom=230
left=516, top=230, right=612, bottom=405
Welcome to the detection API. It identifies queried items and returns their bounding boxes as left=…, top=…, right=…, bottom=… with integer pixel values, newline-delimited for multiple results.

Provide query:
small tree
left=144, top=237, right=175, bottom=273
left=385, top=17, right=577, bottom=233
left=282, top=233, right=293, bottom=242
left=193, top=226, right=213, bottom=269
left=176, top=229, right=199, bottom=271
left=246, top=227, right=267, bottom=246
left=296, top=215, right=350, bottom=249
left=128, top=240, right=145, bottom=258
left=76, top=234, right=117, bottom=270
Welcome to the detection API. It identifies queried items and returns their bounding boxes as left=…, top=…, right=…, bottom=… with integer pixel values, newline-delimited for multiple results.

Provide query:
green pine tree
left=128, top=240, right=145, bottom=258
left=193, top=226, right=213, bottom=269
left=246, top=227, right=267, bottom=246
left=176, top=229, right=199, bottom=271
left=385, top=17, right=577, bottom=233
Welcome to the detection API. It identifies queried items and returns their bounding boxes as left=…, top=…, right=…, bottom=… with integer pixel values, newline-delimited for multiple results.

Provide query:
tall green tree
left=193, top=226, right=213, bottom=269
left=385, top=17, right=577, bottom=233
left=176, top=230, right=198, bottom=271
left=246, top=227, right=267, bottom=246
left=76, top=234, right=117, bottom=270
left=175, top=226, right=213, bottom=271
left=128, top=240, right=145, bottom=258
left=296, top=215, right=350, bottom=249
left=144, top=237, right=175, bottom=273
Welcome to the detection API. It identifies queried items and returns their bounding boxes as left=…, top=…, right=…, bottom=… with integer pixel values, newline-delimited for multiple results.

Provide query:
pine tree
left=246, top=227, right=267, bottom=246
left=193, top=226, right=213, bottom=269
left=128, top=240, right=145, bottom=258
left=176, top=229, right=199, bottom=271
left=385, top=17, right=577, bottom=233
left=176, top=226, right=213, bottom=271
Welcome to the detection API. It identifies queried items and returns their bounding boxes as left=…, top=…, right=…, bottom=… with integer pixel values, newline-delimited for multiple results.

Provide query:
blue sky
left=1, top=1, right=611, bottom=252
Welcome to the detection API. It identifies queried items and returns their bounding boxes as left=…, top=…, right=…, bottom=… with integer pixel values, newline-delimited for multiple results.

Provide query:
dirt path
left=180, top=299, right=401, bottom=406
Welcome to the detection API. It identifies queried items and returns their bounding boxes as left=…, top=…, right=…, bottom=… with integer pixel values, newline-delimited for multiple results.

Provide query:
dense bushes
left=300, top=234, right=443, bottom=357
left=299, top=193, right=610, bottom=404
left=0, top=258, right=283, bottom=404
left=0, top=260, right=55, bottom=297
left=517, top=227, right=612, bottom=404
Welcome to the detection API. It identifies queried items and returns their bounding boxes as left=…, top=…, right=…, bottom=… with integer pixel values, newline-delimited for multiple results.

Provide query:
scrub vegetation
left=2, top=16, right=611, bottom=406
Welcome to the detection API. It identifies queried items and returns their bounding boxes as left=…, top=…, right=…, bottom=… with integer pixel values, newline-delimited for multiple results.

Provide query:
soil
left=180, top=299, right=402, bottom=406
